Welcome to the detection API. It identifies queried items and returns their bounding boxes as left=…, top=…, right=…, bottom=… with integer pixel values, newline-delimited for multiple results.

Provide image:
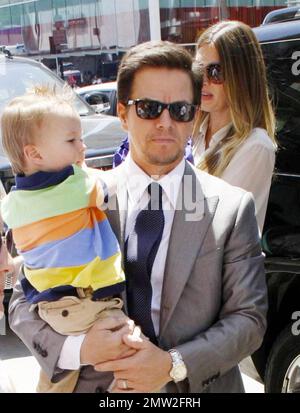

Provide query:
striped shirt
left=1, top=165, right=125, bottom=303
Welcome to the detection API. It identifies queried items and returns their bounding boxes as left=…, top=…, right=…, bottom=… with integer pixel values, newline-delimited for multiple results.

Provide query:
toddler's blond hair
left=1, top=86, right=77, bottom=174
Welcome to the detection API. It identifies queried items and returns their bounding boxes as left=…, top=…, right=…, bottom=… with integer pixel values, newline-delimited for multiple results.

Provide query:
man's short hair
left=117, top=41, right=202, bottom=106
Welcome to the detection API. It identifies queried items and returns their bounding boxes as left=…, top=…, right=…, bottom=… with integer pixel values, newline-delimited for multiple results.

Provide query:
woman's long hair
left=193, top=21, right=276, bottom=177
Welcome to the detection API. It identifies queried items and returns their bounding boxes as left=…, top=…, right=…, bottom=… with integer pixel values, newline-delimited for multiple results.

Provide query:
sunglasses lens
left=136, top=100, right=161, bottom=119
left=170, top=102, right=195, bottom=122
left=207, top=64, right=223, bottom=84
left=133, top=100, right=196, bottom=122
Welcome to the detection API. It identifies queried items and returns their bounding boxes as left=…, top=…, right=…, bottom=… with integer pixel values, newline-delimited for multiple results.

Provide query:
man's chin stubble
left=145, top=151, right=183, bottom=167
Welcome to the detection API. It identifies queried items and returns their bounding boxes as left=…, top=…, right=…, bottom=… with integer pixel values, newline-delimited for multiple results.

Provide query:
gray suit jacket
left=9, top=161, right=267, bottom=393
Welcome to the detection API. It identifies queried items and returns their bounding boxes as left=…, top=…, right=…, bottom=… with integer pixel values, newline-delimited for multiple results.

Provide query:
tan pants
left=36, top=294, right=125, bottom=393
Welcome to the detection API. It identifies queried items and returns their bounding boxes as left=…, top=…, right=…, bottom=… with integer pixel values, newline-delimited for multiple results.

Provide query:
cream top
left=193, top=117, right=276, bottom=232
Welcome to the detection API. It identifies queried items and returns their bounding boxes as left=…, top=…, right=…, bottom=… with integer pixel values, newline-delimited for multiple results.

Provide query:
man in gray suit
left=9, top=41, right=267, bottom=393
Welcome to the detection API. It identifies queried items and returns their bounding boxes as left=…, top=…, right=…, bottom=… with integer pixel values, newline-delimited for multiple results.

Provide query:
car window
left=87, top=94, right=104, bottom=105
left=261, top=39, right=300, bottom=174
left=83, top=92, right=110, bottom=105
left=99, top=90, right=114, bottom=100
left=0, top=59, right=91, bottom=117
left=261, top=38, right=300, bottom=254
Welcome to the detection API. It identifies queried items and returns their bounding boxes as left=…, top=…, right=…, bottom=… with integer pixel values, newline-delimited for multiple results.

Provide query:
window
left=261, top=37, right=300, bottom=255
left=262, top=39, right=300, bottom=174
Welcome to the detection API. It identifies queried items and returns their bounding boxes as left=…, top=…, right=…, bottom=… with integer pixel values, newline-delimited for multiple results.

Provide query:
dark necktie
left=125, top=183, right=165, bottom=343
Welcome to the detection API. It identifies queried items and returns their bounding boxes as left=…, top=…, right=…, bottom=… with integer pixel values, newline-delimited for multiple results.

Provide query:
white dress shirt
left=124, top=154, right=185, bottom=336
left=58, top=155, right=185, bottom=370
left=193, top=116, right=276, bottom=232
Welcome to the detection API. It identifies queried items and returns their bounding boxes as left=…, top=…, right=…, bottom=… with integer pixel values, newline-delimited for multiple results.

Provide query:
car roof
left=253, top=19, right=300, bottom=43
left=262, top=6, right=300, bottom=25
left=0, top=53, right=43, bottom=66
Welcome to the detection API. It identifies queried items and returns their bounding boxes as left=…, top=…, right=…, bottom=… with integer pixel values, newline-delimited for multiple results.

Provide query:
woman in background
left=193, top=21, right=276, bottom=232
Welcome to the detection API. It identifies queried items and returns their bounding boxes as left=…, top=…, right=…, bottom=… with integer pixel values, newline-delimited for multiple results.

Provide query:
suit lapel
left=105, top=198, right=120, bottom=243
left=105, top=164, right=128, bottom=247
left=106, top=164, right=128, bottom=311
left=159, top=163, right=219, bottom=336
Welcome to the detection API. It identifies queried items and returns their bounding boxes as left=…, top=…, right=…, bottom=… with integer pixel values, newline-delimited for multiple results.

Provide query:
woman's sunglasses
left=127, top=99, right=198, bottom=122
left=202, top=63, right=224, bottom=85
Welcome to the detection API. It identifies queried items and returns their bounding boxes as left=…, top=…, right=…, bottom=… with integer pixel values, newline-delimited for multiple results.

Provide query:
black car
left=251, top=14, right=300, bottom=393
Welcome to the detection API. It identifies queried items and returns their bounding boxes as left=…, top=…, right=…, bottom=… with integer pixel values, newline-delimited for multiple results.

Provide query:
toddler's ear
left=23, top=144, right=43, bottom=166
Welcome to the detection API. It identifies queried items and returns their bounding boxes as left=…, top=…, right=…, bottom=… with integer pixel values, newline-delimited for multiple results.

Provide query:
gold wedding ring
left=121, top=379, right=128, bottom=390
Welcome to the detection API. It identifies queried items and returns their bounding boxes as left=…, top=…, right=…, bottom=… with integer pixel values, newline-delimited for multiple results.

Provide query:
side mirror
left=83, top=92, right=111, bottom=114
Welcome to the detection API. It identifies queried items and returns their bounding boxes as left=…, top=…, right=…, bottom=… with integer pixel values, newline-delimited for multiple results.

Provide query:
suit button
left=62, top=310, right=69, bottom=317
left=95, top=386, right=103, bottom=393
left=41, top=350, right=48, bottom=358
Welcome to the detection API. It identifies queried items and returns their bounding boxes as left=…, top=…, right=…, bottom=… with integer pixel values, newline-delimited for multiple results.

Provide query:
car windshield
left=0, top=58, right=91, bottom=116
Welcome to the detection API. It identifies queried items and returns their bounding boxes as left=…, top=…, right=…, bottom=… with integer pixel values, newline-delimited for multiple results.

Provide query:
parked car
left=0, top=54, right=124, bottom=193
left=251, top=14, right=300, bottom=393
left=76, top=81, right=117, bottom=116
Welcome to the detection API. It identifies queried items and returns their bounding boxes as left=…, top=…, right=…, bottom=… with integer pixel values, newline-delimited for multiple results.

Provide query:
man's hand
left=0, top=271, right=4, bottom=318
left=0, top=243, right=18, bottom=319
left=80, top=317, right=136, bottom=366
left=95, top=331, right=172, bottom=392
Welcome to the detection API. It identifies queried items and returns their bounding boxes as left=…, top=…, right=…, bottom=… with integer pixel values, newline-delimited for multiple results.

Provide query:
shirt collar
left=14, top=165, right=74, bottom=191
left=199, top=115, right=232, bottom=149
left=124, top=154, right=185, bottom=209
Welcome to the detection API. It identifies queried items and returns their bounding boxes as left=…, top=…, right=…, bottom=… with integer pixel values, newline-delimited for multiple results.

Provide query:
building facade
left=0, top=0, right=296, bottom=82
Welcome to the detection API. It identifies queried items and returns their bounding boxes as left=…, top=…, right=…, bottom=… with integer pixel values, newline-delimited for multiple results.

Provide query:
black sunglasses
left=127, top=99, right=198, bottom=122
left=202, top=63, right=224, bottom=85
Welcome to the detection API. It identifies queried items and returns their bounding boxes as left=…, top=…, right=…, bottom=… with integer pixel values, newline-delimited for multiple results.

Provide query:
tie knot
left=148, top=183, right=163, bottom=210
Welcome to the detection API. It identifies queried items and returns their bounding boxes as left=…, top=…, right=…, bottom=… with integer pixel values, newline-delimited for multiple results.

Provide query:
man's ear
left=117, top=102, right=129, bottom=131
left=23, top=144, right=43, bottom=167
